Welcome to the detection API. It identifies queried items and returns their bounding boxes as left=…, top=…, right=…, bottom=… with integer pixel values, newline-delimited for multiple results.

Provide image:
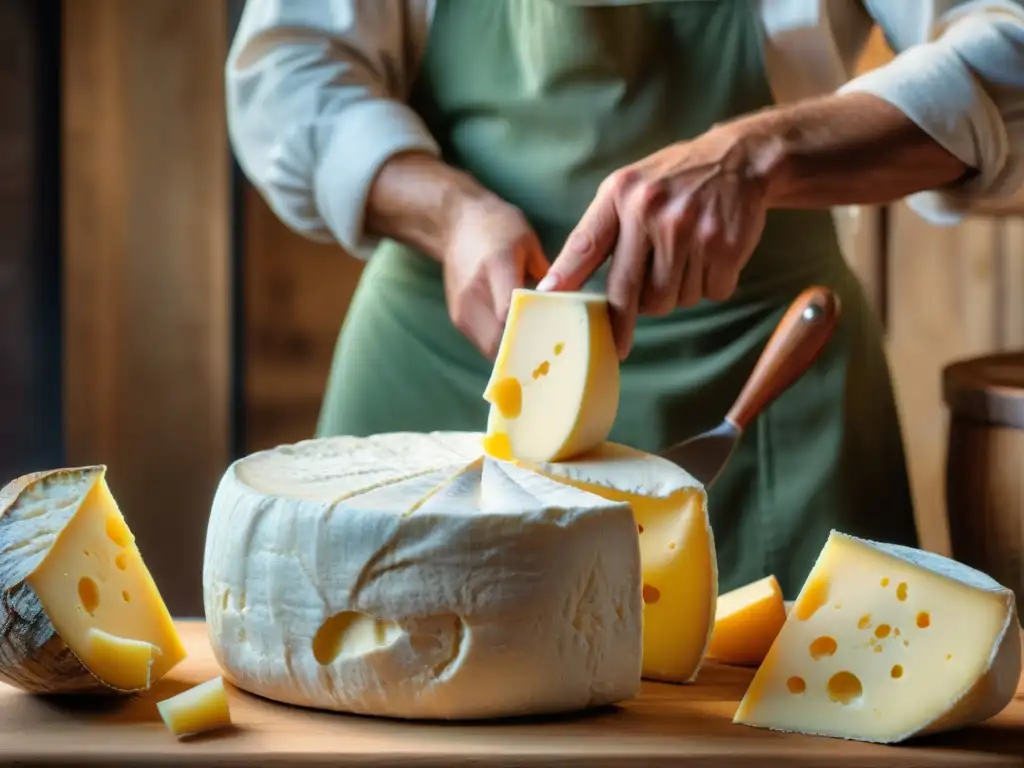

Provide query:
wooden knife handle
left=725, top=285, right=841, bottom=431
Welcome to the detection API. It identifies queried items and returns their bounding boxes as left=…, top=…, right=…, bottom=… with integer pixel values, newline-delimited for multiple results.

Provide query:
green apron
left=317, top=0, right=919, bottom=598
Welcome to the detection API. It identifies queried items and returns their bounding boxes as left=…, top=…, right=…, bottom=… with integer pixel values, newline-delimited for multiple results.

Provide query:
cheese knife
left=659, top=285, right=841, bottom=488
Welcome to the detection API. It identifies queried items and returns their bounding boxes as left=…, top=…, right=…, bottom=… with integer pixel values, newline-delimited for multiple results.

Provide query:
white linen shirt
left=226, top=0, right=1024, bottom=260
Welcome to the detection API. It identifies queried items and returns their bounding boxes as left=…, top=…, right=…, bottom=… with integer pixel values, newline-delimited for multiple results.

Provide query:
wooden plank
left=0, top=0, right=64, bottom=481
left=885, top=205, right=1009, bottom=557
left=62, top=0, right=231, bottom=616
left=0, top=620, right=1020, bottom=766
left=242, top=185, right=363, bottom=452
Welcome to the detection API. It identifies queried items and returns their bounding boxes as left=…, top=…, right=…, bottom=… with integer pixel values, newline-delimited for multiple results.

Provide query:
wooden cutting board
left=0, top=620, right=1021, bottom=767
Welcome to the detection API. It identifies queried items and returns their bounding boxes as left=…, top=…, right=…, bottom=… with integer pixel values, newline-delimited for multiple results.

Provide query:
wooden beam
left=62, top=0, right=231, bottom=616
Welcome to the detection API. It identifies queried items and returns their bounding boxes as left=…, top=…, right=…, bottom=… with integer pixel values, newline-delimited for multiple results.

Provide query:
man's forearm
left=730, top=92, right=972, bottom=209
left=364, top=151, right=492, bottom=262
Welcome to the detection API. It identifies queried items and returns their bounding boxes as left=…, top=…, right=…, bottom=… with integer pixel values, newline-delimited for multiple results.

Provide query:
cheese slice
left=158, top=676, right=233, bottom=737
left=0, top=466, right=187, bottom=693
left=203, top=432, right=643, bottom=720
left=734, top=531, right=1021, bottom=743
left=482, top=289, right=619, bottom=463
left=523, top=442, right=718, bottom=684
left=707, top=575, right=786, bottom=666
left=85, top=628, right=159, bottom=691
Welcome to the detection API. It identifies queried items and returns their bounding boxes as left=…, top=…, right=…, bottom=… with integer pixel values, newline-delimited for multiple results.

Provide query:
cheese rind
left=707, top=575, right=786, bottom=667
left=520, top=442, right=718, bottom=684
left=734, top=531, right=1021, bottom=743
left=203, top=432, right=643, bottom=720
left=483, top=289, right=620, bottom=463
left=0, top=467, right=186, bottom=694
left=157, top=676, right=233, bottom=737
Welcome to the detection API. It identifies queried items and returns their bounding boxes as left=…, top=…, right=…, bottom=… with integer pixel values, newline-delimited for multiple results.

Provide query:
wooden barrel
left=942, top=353, right=1024, bottom=607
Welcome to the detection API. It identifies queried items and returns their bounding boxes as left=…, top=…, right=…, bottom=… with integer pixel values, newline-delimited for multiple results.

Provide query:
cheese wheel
left=202, top=433, right=644, bottom=720
left=0, top=466, right=186, bottom=694
left=204, top=431, right=718, bottom=718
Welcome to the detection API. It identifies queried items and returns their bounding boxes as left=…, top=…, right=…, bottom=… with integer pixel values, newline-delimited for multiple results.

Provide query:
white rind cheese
left=203, top=433, right=643, bottom=720
left=734, top=531, right=1021, bottom=743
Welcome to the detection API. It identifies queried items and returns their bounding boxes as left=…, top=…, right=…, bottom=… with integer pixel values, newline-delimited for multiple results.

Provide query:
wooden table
left=0, top=620, right=1022, bottom=767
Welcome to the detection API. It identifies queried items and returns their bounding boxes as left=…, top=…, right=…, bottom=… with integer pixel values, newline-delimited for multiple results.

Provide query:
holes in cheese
left=917, top=611, right=931, bottom=629
left=707, top=574, right=786, bottom=667
left=0, top=466, right=186, bottom=694
left=482, top=289, right=620, bottom=463
left=734, top=530, right=1022, bottom=743
left=311, top=611, right=401, bottom=665
left=809, top=636, right=837, bottom=660
left=526, top=441, right=716, bottom=684
left=158, top=676, right=233, bottom=738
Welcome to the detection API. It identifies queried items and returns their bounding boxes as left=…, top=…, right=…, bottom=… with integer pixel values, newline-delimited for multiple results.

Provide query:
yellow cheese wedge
left=483, top=289, right=619, bottom=463
left=707, top=575, right=786, bottom=667
left=734, top=531, right=1021, bottom=743
left=0, top=466, right=187, bottom=693
left=157, top=676, right=233, bottom=737
left=85, top=628, right=159, bottom=690
left=528, top=442, right=717, bottom=683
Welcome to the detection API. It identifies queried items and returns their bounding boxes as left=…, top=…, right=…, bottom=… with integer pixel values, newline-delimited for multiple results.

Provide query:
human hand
left=442, top=194, right=550, bottom=358
left=538, top=125, right=780, bottom=359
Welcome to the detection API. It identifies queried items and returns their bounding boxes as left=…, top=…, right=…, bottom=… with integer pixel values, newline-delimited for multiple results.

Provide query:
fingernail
left=536, top=273, right=558, bottom=291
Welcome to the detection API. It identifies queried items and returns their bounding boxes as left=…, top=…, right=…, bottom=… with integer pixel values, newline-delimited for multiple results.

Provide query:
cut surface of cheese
left=707, top=575, right=786, bottom=666
left=0, top=466, right=187, bottom=693
left=734, top=531, right=1021, bottom=743
left=526, top=442, right=717, bottom=684
left=203, top=432, right=643, bottom=720
left=483, top=289, right=619, bottom=463
left=85, top=628, right=158, bottom=691
left=158, top=676, right=233, bottom=737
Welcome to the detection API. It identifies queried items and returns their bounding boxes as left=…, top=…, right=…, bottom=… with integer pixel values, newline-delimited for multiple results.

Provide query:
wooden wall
left=0, top=1, right=64, bottom=483
left=62, top=0, right=231, bottom=616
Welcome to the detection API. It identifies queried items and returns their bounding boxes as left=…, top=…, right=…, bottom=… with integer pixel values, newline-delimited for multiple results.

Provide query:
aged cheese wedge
left=482, top=289, right=619, bottom=463
left=734, top=531, right=1021, bottom=743
left=0, top=466, right=187, bottom=693
left=203, top=432, right=643, bottom=720
left=158, top=676, right=233, bottom=737
left=707, top=575, right=786, bottom=666
left=526, top=442, right=717, bottom=684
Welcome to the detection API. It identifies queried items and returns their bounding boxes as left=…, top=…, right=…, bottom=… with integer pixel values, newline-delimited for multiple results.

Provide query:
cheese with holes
left=707, top=575, right=786, bottom=666
left=0, top=466, right=187, bottom=693
left=158, top=676, right=233, bottom=737
left=483, top=289, right=619, bottom=463
left=202, top=432, right=643, bottom=720
left=734, top=531, right=1021, bottom=743
left=525, top=442, right=717, bottom=683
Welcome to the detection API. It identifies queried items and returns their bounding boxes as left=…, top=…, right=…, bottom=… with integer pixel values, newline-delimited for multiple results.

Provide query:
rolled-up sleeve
left=840, top=0, right=1024, bottom=224
left=226, top=0, right=439, bottom=258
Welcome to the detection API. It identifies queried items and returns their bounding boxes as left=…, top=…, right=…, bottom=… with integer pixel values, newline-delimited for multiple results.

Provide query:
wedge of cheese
left=0, top=466, right=186, bottom=694
left=202, top=432, right=643, bottom=720
left=734, top=531, right=1021, bottom=743
left=707, top=575, right=786, bottom=667
left=158, top=676, right=233, bottom=737
left=482, top=289, right=619, bottom=463
left=527, top=442, right=717, bottom=683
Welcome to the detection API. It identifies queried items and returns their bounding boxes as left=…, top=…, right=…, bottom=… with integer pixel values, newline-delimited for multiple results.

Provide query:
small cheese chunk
left=734, top=531, right=1022, bottom=743
left=527, top=442, right=718, bottom=683
left=0, top=466, right=187, bottom=693
left=203, top=432, right=643, bottom=720
left=158, top=676, right=233, bottom=737
left=707, top=575, right=786, bottom=666
left=483, top=289, right=619, bottom=463
left=85, top=628, right=158, bottom=691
